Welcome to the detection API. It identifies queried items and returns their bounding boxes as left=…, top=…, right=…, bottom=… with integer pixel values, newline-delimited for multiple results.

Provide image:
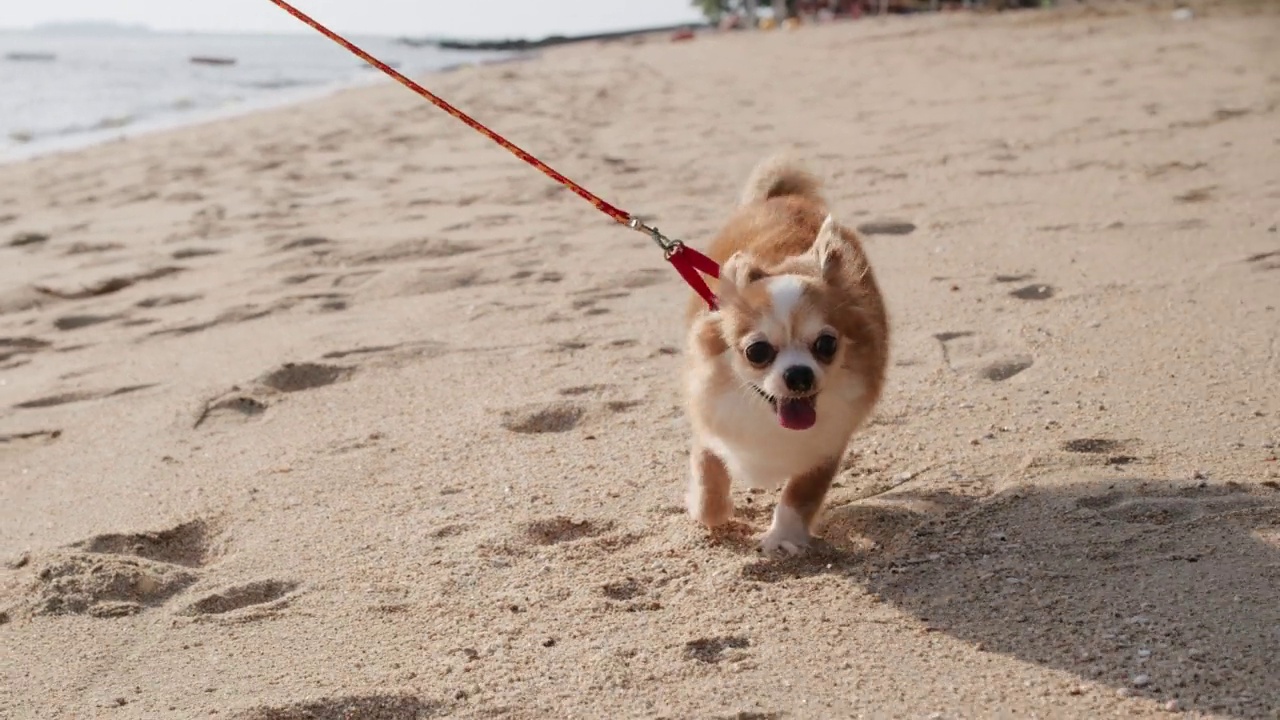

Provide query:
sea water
left=0, top=25, right=500, bottom=163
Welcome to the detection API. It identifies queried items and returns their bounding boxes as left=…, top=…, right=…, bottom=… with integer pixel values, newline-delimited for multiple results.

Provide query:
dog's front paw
left=757, top=527, right=810, bottom=556
left=758, top=504, right=810, bottom=555
left=687, top=487, right=733, bottom=528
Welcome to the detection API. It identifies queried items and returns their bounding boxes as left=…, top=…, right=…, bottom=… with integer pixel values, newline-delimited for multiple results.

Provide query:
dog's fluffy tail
left=740, top=156, right=823, bottom=207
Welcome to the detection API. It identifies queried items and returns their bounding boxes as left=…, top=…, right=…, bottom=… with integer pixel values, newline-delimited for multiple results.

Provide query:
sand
left=2, top=2, right=1278, bottom=718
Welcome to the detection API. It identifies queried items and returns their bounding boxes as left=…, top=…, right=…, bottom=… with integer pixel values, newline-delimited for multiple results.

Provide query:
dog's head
left=700, top=216, right=877, bottom=431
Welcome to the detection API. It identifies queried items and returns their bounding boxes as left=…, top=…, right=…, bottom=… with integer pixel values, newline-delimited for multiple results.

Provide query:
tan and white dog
left=684, top=157, right=889, bottom=554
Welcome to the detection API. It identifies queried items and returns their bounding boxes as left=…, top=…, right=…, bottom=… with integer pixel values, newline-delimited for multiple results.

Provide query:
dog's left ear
left=813, top=214, right=853, bottom=284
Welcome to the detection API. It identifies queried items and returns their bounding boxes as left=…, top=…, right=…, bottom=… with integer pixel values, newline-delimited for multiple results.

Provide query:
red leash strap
left=265, top=0, right=720, bottom=310
left=668, top=245, right=719, bottom=311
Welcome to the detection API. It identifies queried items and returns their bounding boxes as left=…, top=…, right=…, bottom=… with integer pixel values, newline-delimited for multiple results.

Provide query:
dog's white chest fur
left=697, top=370, right=852, bottom=488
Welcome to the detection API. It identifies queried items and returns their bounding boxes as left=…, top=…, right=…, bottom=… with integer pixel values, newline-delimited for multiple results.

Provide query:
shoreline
left=403, top=21, right=708, bottom=52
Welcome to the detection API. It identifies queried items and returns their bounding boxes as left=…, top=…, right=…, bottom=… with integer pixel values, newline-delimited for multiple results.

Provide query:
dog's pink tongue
left=777, top=398, right=817, bottom=431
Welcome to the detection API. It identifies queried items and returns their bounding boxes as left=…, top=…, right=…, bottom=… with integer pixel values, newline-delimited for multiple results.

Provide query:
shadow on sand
left=739, top=478, right=1280, bottom=717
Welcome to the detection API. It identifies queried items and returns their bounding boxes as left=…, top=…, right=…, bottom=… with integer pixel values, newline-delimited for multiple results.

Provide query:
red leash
left=265, top=0, right=719, bottom=310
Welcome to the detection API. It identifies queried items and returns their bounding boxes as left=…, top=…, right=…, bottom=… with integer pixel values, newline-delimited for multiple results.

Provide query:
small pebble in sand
left=1132, top=674, right=1151, bottom=688
left=1163, top=699, right=1181, bottom=712
left=1116, top=687, right=1134, bottom=698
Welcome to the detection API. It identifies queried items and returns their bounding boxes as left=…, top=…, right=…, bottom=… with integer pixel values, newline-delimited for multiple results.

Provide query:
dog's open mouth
left=753, top=386, right=818, bottom=431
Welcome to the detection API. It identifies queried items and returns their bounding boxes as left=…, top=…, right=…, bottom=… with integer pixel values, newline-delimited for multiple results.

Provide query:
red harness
left=266, top=0, right=719, bottom=310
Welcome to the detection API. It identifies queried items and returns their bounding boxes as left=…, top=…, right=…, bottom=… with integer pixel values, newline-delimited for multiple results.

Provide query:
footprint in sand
left=178, top=579, right=299, bottom=618
left=231, top=694, right=441, bottom=720
left=558, top=384, right=613, bottom=397
left=36, top=266, right=185, bottom=300
left=371, top=267, right=490, bottom=298
left=570, top=290, right=630, bottom=313
left=500, top=402, right=585, bottom=434
left=0, top=336, right=51, bottom=366
left=1008, top=283, right=1056, bottom=301
left=1075, top=485, right=1273, bottom=526
left=8, top=231, right=49, bottom=248
left=856, top=220, right=917, bottom=236
left=136, top=293, right=201, bottom=308
left=20, top=520, right=215, bottom=618
left=617, top=268, right=668, bottom=289
left=15, top=383, right=156, bottom=410
left=1174, top=186, right=1216, bottom=204
left=171, top=247, right=221, bottom=260
left=1061, top=438, right=1141, bottom=468
left=0, top=429, right=62, bottom=446
left=258, top=362, right=352, bottom=392
left=684, top=636, right=750, bottom=664
left=993, top=273, right=1035, bottom=284
left=980, top=357, right=1035, bottom=382
left=605, top=400, right=642, bottom=414
left=1062, top=438, right=1126, bottom=454
left=600, top=577, right=662, bottom=612
left=521, top=517, right=614, bottom=546
left=63, top=241, right=124, bottom=255
left=345, top=238, right=479, bottom=266
left=147, top=302, right=287, bottom=337
left=322, top=341, right=449, bottom=367
left=600, top=577, right=645, bottom=601
left=1245, top=249, right=1279, bottom=272
left=195, top=362, right=352, bottom=429
left=194, top=395, right=269, bottom=429
left=53, top=314, right=119, bottom=331
left=933, top=331, right=1034, bottom=382
left=276, top=236, right=331, bottom=252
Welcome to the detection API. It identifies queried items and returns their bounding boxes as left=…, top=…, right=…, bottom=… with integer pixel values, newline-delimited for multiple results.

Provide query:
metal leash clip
left=627, top=217, right=685, bottom=259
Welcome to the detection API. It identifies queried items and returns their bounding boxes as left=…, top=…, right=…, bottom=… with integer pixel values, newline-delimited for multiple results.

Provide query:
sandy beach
left=2, top=2, right=1278, bottom=718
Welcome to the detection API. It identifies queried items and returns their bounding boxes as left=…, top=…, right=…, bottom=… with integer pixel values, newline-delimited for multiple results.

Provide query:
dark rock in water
left=190, top=56, right=236, bottom=66
left=5, top=52, right=56, bottom=62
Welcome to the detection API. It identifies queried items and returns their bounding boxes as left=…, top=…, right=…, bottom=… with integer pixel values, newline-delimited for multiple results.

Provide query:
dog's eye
left=812, top=334, right=838, bottom=362
left=744, top=341, right=776, bottom=367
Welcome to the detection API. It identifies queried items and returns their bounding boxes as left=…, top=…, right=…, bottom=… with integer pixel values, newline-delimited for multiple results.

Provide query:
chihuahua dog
left=684, top=157, right=888, bottom=554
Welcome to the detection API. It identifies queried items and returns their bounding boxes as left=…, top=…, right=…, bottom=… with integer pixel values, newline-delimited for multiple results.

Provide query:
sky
left=0, top=0, right=706, bottom=38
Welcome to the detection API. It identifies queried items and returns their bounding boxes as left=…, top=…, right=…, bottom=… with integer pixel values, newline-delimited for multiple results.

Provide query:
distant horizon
left=0, top=1, right=705, bottom=41
left=0, top=17, right=705, bottom=41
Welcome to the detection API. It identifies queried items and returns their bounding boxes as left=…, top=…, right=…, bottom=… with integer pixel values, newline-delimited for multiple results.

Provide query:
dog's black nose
left=783, top=365, right=814, bottom=393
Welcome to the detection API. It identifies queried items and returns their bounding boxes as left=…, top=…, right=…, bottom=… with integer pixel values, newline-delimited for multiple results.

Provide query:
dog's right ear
left=813, top=214, right=855, bottom=284
left=716, top=251, right=766, bottom=307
